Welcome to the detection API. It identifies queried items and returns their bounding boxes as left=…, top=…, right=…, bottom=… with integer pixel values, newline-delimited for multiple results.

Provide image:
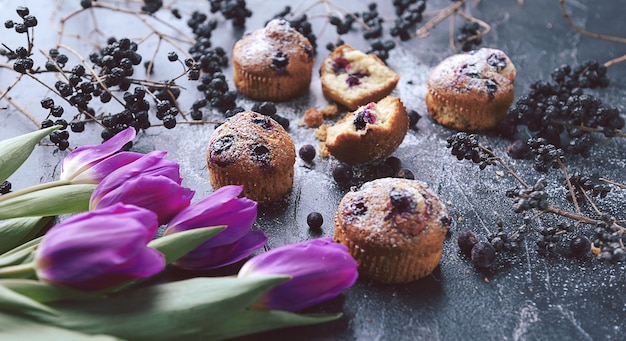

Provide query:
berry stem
left=559, top=0, right=626, bottom=45
left=415, top=0, right=464, bottom=39
left=0, top=85, right=41, bottom=128
left=559, top=160, right=581, bottom=215
left=479, top=146, right=530, bottom=188
left=453, top=10, right=491, bottom=50
left=550, top=119, right=626, bottom=138
left=544, top=205, right=626, bottom=234
left=599, top=177, right=626, bottom=189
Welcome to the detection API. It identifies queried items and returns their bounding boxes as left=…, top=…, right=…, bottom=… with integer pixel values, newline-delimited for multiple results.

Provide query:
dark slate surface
left=1, top=1, right=625, bottom=340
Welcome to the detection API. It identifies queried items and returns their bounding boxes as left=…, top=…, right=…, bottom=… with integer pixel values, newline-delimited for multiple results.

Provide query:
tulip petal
left=165, top=186, right=257, bottom=246
left=91, top=151, right=180, bottom=203
left=70, top=151, right=144, bottom=184
left=35, top=204, right=165, bottom=291
left=238, top=238, right=358, bottom=312
left=91, top=175, right=194, bottom=225
left=61, top=127, right=136, bottom=181
left=174, top=229, right=267, bottom=270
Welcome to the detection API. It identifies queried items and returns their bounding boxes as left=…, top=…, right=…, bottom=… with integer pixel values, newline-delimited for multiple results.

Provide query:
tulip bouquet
left=0, top=126, right=358, bottom=340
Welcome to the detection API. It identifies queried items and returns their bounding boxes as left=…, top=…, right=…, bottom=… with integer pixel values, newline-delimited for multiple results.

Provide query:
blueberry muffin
left=206, top=111, right=296, bottom=204
left=426, top=48, right=516, bottom=131
left=324, top=96, right=409, bottom=164
left=320, top=44, right=400, bottom=110
left=333, top=178, right=452, bottom=284
left=232, top=19, right=314, bottom=102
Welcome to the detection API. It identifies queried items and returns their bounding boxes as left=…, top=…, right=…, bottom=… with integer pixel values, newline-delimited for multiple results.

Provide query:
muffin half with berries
left=320, top=44, right=400, bottom=110
left=206, top=111, right=296, bottom=204
left=324, top=96, right=409, bottom=164
left=232, top=19, right=314, bottom=102
left=333, top=178, right=452, bottom=284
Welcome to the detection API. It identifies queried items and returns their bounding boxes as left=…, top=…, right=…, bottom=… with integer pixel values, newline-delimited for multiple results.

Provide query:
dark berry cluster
left=102, top=87, right=151, bottom=137
left=4, top=6, right=37, bottom=35
left=366, top=39, right=396, bottom=62
left=209, top=0, right=252, bottom=28
left=89, top=37, right=143, bottom=90
left=446, top=132, right=496, bottom=170
left=505, top=178, right=549, bottom=213
left=185, top=12, right=237, bottom=114
left=565, top=172, right=611, bottom=203
left=390, top=0, right=426, bottom=41
left=328, top=13, right=355, bottom=35
left=456, top=21, right=482, bottom=52
left=527, top=138, right=565, bottom=172
left=503, top=61, right=623, bottom=157
left=269, top=7, right=317, bottom=53
left=488, top=220, right=524, bottom=253
left=457, top=230, right=496, bottom=268
left=40, top=97, right=71, bottom=150
left=250, top=102, right=289, bottom=129
left=4, top=7, right=37, bottom=72
left=360, top=3, right=383, bottom=40
left=536, top=222, right=573, bottom=257
left=593, top=219, right=626, bottom=262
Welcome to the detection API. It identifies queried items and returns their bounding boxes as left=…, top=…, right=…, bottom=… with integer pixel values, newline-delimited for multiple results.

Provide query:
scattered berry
left=307, top=212, right=323, bottom=230
left=299, top=144, right=316, bottom=163
left=471, top=241, right=496, bottom=268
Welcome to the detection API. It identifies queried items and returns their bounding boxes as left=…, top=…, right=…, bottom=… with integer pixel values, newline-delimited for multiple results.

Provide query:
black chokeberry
left=332, top=163, right=353, bottom=185
left=408, top=109, right=421, bottom=129
left=471, top=241, right=496, bottom=268
left=167, top=51, right=179, bottom=62
left=190, top=109, right=203, bottom=120
left=16, top=6, right=30, bottom=18
left=40, top=97, right=54, bottom=109
left=298, top=144, right=316, bottom=163
left=307, top=212, right=323, bottom=230
left=0, top=181, right=11, bottom=194
left=570, top=236, right=591, bottom=257
left=458, top=230, right=478, bottom=255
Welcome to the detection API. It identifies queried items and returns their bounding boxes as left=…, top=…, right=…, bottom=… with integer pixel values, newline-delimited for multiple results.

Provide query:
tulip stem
left=0, top=180, right=72, bottom=204
left=0, top=262, right=36, bottom=278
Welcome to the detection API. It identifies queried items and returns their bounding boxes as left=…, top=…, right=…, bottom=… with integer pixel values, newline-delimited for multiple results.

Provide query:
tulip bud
left=164, top=186, right=266, bottom=270
left=34, top=203, right=165, bottom=291
left=238, top=238, right=358, bottom=312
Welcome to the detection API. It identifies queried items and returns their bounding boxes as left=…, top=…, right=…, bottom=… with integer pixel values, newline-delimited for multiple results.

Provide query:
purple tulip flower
left=238, top=238, right=358, bottom=312
left=90, top=175, right=194, bottom=225
left=61, top=127, right=144, bottom=184
left=34, top=204, right=165, bottom=291
left=164, top=185, right=267, bottom=270
left=89, top=150, right=182, bottom=209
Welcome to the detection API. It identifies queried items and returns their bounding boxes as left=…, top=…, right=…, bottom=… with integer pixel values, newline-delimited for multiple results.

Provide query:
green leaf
left=148, top=225, right=226, bottom=265
left=0, top=284, right=58, bottom=318
left=199, top=309, right=343, bottom=340
left=42, top=275, right=289, bottom=340
left=0, top=312, right=118, bottom=340
left=0, top=216, right=52, bottom=254
left=0, top=246, right=37, bottom=267
left=2, top=235, right=43, bottom=256
left=0, top=279, right=100, bottom=304
left=0, top=184, right=96, bottom=220
left=0, top=125, right=61, bottom=184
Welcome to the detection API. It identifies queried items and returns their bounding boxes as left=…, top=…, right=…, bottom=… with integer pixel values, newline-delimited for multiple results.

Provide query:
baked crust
left=232, top=19, right=314, bottom=102
left=206, top=111, right=296, bottom=204
left=320, top=44, right=399, bottom=110
left=324, top=96, right=409, bottom=164
left=426, top=48, right=516, bottom=131
left=333, top=178, right=451, bottom=284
